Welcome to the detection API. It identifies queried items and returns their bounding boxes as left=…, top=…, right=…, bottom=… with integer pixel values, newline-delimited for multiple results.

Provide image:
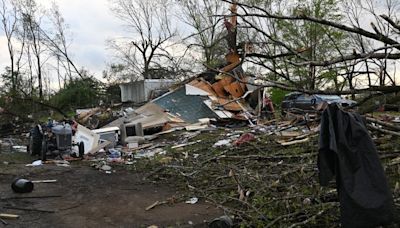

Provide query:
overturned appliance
left=28, top=122, right=84, bottom=160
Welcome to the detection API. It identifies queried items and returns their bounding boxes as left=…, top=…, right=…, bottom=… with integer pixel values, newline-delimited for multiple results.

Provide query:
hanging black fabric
left=318, top=104, right=394, bottom=228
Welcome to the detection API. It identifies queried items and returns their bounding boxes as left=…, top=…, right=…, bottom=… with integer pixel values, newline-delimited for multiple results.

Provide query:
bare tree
left=19, top=0, right=46, bottom=98
left=0, top=0, right=24, bottom=91
left=109, top=0, right=177, bottom=80
left=178, top=0, right=227, bottom=67
left=223, top=0, right=400, bottom=95
left=12, top=0, right=83, bottom=97
left=41, top=2, right=83, bottom=81
left=48, top=2, right=72, bottom=83
left=229, top=0, right=351, bottom=91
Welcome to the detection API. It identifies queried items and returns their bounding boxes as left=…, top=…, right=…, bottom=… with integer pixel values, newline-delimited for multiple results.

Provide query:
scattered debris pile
left=2, top=97, right=400, bottom=226
left=139, top=116, right=400, bottom=226
left=2, top=67, right=400, bottom=227
left=120, top=72, right=260, bottom=128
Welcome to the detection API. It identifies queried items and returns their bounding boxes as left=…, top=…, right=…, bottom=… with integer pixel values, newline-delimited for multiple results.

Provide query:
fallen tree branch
left=145, top=200, right=168, bottom=211
left=266, top=202, right=338, bottom=228
left=287, top=203, right=336, bottom=228
left=380, top=14, right=400, bottom=32
left=290, top=52, right=400, bottom=67
left=13, top=96, right=68, bottom=118
left=1, top=195, right=62, bottom=200
left=218, top=153, right=315, bottom=161
left=0, top=218, right=8, bottom=225
left=3, top=206, right=55, bottom=213
left=367, top=124, right=400, bottom=137
left=266, top=211, right=302, bottom=228
left=224, top=0, right=400, bottom=50
left=366, top=117, right=400, bottom=131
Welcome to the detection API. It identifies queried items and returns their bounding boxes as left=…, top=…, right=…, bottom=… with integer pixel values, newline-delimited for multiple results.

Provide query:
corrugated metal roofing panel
left=119, top=81, right=145, bottom=103
left=152, top=87, right=218, bottom=123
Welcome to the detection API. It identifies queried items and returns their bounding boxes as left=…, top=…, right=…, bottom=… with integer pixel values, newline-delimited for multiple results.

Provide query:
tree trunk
left=37, top=56, right=42, bottom=98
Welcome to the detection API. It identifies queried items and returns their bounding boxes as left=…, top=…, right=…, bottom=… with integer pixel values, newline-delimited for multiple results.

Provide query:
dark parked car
left=281, top=92, right=356, bottom=114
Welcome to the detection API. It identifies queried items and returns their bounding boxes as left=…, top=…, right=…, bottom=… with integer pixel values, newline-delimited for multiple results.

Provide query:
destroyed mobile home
left=0, top=0, right=399, bottom=226
left=2, top=23, right=400, bottom=225
left=1, top=73, right=397, bottom=227
left=27, top=69, right=270, bottom=160
left=110, top=70, right=264, bottom=137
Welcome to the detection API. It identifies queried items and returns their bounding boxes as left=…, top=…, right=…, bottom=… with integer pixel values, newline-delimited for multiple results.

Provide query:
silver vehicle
left=281, top=92, right=356, bottom=114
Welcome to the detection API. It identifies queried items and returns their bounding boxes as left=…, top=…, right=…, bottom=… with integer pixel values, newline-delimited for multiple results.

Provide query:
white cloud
left=53, top=0, right=128, bottom=76
left=0, top=0, right=128, bottom=79
left=0, top=36, right=10, bottom=72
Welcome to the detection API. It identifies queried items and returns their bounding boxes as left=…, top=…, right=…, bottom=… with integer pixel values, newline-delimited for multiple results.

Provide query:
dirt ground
left=0, top=152, right=222, bottom=228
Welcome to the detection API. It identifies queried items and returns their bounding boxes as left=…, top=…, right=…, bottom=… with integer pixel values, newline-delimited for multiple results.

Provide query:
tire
left=78, top=142, right=85, bottom=158
left=27, top=136, right=33, bottom=155
left=311, top=98, right=316, bottom=105
left=28, top=126, right=43, bottom=156
left=40, top=139, right=48, bottom=161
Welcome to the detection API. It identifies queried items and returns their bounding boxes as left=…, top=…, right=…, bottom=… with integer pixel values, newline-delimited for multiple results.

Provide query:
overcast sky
left=1, top=0, right=399, bottom=86
left=0, top=0, right=125, bottom=79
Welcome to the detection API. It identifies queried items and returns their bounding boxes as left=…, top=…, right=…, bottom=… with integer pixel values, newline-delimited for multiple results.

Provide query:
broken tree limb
left=1, top=195, right=62, bottom=200
left=380, top=14, right=400, bottom=32
left=31, top=180, right=57, bottom=184
left=366, top=117, right=400, bottom=131
left=367, top=124, right=400, bottom=137
left=0, top=214, right=19, bottom=219
left=246, top=49, right=308, bottom=60
left=171, top=140, right=201, bottom=149
left=145, top=200, right=168, bottom=211
left=218, top=153, right=314, bottom=161
left=287, top=203, right=337, bottom=228
left=13, top=93, right=68, bottom=118
left=265, top=202, right=338, bottom=228
left=277, top=137, right=310, bottom=146
left=205, top=53, right=400, bottom=97
left=0, top=218, right=8, bottom=225
left=142, top=166, right=166, bottom=180
left=266, top=211, right=303, bottom=228
left=3, top=206, right=55, bottom=213
left=210, top=62, right=400, bottom=96
left=285, top=44, right=400, bottom=67
left=144, top=114, right=398, bottom=226
left=59, top=203, right=83, bottom=211
left=292, top=52, right=400, bottom=67
left=226, top=0, right=400, bottom=50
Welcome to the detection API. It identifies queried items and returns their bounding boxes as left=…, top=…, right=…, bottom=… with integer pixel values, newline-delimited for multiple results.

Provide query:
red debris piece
left=233, top=133, right=255, bottom=146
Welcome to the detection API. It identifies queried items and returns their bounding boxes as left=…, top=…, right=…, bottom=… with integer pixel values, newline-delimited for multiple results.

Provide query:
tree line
left=105, top=0, right=400, bottom=99
left=1, top=0, right=400, bottom=108
left=0, top=0, right=88, bottom=99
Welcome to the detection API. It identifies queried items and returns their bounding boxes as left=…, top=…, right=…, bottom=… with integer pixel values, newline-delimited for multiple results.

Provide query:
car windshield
left=315, top=95, right=342, bottom=100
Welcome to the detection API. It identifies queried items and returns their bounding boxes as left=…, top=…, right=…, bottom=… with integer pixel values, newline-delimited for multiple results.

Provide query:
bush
left=270, top=88, right=289, bottom=105
left=50, top=77, right=102, bottom=111
left=103, top=84, right=121, bottom=104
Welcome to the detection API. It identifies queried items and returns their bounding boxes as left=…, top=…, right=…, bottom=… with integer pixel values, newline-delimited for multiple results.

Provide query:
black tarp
left=318, top=104, right=394, bottom=228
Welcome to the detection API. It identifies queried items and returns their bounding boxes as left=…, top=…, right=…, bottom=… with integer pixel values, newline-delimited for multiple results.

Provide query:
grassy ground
left=137, top=127, right=400, bottom=227
left=1, top=119, right=399, bottom=227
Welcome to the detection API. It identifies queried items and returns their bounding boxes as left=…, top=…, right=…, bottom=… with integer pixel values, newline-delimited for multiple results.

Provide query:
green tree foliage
left=1, top=67, right=17, bottom=94
left=270, top=87, right=289, bottom=105
left=0, top=68, right=43, bottom=122
left=103, top=84, right=121, bottom=105
left=275, top=0, right=348, bottom=90
left=50, top=77, right=102, bottom=111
